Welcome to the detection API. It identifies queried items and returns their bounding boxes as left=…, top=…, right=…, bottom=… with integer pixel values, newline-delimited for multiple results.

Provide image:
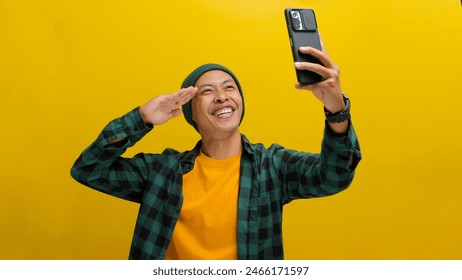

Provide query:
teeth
left=214, top=108, right=233, bottom=116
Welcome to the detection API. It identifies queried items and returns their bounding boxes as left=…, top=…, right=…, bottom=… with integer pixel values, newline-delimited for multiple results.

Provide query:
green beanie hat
left=181, top=63, right=245, bottom=132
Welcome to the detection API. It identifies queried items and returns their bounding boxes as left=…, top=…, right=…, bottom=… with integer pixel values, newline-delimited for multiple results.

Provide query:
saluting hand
left=140, top=86, right=198, bottom=126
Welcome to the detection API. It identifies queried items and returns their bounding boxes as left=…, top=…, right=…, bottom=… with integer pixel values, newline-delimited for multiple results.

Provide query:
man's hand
left=294, top=45, right=345, bottom=112
left=294, top=43, right=349, bottom=134
left=140, top=86, right=198, bottom=126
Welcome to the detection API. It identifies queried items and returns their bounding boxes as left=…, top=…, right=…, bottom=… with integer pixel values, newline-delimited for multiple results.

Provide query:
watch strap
left=324, top=93, right=351, bottom=123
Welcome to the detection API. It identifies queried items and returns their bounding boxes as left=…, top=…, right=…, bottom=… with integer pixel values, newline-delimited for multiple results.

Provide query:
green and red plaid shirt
left=71, top=107, right=361, bottom=259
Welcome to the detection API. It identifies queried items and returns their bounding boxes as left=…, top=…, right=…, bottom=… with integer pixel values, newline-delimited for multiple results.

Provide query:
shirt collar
left=180, top=134, right=256, bottom=173
left=241, top=134, right=256, bottom=157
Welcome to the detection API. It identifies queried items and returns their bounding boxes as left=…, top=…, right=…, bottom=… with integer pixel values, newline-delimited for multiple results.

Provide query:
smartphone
left=284, top=8, right=323, bottom=85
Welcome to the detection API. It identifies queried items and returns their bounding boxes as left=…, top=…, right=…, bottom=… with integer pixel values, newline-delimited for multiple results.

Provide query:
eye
left=225, top=85, right=235, bottom=90
left=201, top=88, right=213, bottom=95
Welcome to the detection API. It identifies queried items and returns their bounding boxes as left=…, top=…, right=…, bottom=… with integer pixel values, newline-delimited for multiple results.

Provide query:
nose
left=214, top=89, right=229, bottom=103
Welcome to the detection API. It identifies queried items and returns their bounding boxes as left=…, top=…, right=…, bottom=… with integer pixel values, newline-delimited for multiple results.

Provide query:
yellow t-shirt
left=164, top=151, right=241, bottom=260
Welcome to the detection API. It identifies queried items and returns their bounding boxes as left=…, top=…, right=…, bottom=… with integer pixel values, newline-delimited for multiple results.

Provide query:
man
left=70, top=46, right=361, bottom=260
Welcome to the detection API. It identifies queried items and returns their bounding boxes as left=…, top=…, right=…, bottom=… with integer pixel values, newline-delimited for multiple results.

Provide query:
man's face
left=191, top=70, right=243, bottom=137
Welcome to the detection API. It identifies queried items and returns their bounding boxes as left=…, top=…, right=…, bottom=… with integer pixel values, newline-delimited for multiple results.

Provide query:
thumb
left=170, top=108, right=183, bottom=118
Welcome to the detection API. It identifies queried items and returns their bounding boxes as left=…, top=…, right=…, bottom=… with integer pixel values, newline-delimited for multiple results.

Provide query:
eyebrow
left=198, top=79, right=234, bottom=89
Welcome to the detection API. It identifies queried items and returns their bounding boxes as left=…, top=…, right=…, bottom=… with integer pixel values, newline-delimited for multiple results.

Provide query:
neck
left=200, top=129, right=242, bottom=160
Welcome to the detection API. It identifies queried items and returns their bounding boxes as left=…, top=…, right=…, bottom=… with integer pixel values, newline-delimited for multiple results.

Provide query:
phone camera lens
left=290, top=10, right=303, bottom=30
left=291, top=11, right=300, bottom=19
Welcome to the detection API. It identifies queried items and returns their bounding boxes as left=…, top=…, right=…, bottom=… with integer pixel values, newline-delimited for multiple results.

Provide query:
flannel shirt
left=71, top=107, right=361, bottom=259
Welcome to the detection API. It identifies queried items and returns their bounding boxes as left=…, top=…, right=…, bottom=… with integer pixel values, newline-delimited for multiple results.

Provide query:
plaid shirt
left=71, top=107, right=361, bottom=259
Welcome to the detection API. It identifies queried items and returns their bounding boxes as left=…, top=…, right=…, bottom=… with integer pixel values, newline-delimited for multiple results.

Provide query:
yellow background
left=1, top=0, right=461, bottom=259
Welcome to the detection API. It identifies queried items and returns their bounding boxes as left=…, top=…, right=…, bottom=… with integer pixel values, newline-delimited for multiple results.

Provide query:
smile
left=213, top=107, right=234, bottom=117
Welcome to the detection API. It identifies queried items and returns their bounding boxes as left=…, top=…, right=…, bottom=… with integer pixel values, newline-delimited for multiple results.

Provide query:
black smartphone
left=284, top=8, right=323, bottom=85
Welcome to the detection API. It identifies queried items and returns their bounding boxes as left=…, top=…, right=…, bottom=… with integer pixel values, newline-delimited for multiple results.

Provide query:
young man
left=71, top=46, right=361, bottom=260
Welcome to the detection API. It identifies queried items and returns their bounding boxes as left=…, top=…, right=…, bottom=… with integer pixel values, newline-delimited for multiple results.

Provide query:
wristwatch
left=324, top=93, right=351, bottom=123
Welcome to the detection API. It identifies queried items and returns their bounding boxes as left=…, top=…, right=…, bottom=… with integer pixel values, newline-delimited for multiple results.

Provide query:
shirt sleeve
left=70, top=107, right=154, bottom=203
left=273, top=121, right=362, bottom=204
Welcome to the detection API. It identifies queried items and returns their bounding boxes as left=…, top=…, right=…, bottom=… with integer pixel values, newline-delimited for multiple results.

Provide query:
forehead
left=195, top=70, right=235, bottom=87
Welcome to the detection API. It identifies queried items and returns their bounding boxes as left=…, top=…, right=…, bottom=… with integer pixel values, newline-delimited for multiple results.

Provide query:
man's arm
left=70, top=107, right=154, bottom=202
left=274, top=121, right=361, bottom=204
left=107, top=86, right=198, bottom=145
left=276, top=40, right=361, bottom=202
left=294, top=39, right=357, bottom=163
left=70, top=87, right=198, bottom=201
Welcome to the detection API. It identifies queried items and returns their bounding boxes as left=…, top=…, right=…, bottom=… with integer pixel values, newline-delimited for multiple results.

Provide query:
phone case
left=285, top=8, right=323, bottom=85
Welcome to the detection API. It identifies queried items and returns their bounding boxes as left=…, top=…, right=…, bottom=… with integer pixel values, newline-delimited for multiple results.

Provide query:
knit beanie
left=181, top=63, right=245, bottom=132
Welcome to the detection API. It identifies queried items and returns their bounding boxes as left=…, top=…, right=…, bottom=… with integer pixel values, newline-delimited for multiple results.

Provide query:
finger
left=295, top=82, right=316, bottom=91
left=299, top=46, right=334, bottom=69
left=176, top=86, right=197, bottom=105
left=294, top=61, right=331, bottom=79
left=169, top=87, right=197, bottom=107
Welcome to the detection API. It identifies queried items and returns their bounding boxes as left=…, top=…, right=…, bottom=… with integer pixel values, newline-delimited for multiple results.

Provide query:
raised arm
left=70, top=87, right=198, bottom=201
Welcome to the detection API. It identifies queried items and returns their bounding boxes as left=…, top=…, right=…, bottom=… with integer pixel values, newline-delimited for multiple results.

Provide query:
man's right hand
left=140, top=86, right=198, bottom=126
